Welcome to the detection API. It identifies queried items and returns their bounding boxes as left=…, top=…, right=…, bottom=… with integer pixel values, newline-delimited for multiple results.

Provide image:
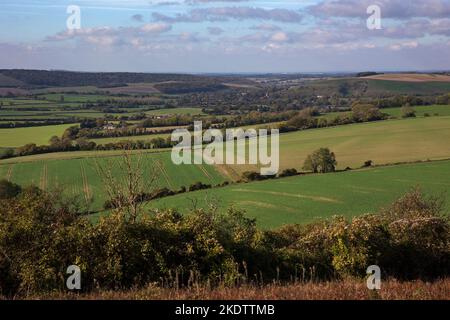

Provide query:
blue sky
left=1, top=0, right=450, bottom=72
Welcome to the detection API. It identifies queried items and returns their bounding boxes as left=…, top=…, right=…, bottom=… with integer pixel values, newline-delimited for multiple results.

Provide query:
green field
left=320, top=105, right=450, bottom=120
left=0, top=151, right=227, bottom=210
left=224, top=116, right=450, bottom=176
left=40, top=93, right=118, bottom=103
left=0, top=124, right=75, bottom=148
left=2, top=113, right=450, bottom=227
left=91, top=133, right=171, bottom=145
left=145, top=107, right=204, bottom=116
left=148, top=160, right=450, bottom=229
left=383, top=105, right=450, bottom=117
left=368, top=80, right=450, bottom=95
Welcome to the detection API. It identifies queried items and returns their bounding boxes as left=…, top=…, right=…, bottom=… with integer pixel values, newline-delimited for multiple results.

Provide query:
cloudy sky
left=1, top=0, right=450, bottom=73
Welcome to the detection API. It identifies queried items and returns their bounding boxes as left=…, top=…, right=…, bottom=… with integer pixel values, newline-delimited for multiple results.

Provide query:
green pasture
left=148, top=160, right=450, bottom=229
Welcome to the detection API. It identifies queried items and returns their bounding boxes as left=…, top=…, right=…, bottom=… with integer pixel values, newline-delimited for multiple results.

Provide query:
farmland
left=145, top=107, right=205, bottom=116
left=0, top=151, right=227, bottom=210
left=319, top=104, right=450, bottom=120
left=149, top=160, right=450, bottom=229
left=224, top=115, right=450, bottom=176
left=2, top=114, right=450, bottom=219
left=1, top=71, right=450, bottom=227
left=0, top=123, right=75, bottom=148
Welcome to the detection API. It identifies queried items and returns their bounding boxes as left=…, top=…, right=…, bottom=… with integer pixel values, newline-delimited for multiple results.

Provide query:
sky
left=0, top=0, right=450, bottom=73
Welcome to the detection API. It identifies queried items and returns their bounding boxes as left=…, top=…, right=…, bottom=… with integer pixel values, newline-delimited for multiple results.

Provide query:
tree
left=352, top=103, right=384, bottom=122
left=95, top=150, right=157, bottom=222
left=401, top=104, right=416, bottom=118
left=303, top=148, right=337, bottom=173
left=62, top=126, right=80, bottom=140
left=75, top=137, right=96, bottom=151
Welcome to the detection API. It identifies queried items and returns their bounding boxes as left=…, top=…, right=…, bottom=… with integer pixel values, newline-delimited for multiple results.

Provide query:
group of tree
left=303, top=148, right=337, bottom=173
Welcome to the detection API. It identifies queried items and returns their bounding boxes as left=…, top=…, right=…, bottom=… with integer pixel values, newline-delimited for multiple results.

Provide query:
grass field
left=2, top=115, right=450, bottom=225
left=145, top=107, right=204, bottom=116
left=225, top=115, right=450, bottom=176
left=147, top=160, right=450, bottom=229
left=367, top=80, right=450, bottom=94
left=0, top=151, right=227, bottom=210
left=0, top=124, right=75, bottom=148
left=383, top=105, right=450, bottom=117
left=320, top=105, right=450, bottom=120
left=91, top=133, right=171, bottom=145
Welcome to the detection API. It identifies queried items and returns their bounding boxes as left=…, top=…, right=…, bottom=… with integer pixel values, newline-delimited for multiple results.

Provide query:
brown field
left=364, top=73, right=450, bottom=82
left=0, top=87, right=30, bottom=96
left=20, top=279, right=450, bottom=300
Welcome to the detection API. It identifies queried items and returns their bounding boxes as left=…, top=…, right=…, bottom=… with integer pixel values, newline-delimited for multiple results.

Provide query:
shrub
left=401, top=105, right=416, bottom=118
left=0, top=180, right=22, bottom=199
left=0, top=186, right=448, bottom=297
left=362, top=160, right=373, bottom=168
left=279, top=168, right=298, bottom=178
left=188, top=182, right=212, bottom=192
left=242, top=171, right=273, bottom=182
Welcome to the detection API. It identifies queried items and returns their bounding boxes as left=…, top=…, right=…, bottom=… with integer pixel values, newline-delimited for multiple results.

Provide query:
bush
left=279, top=168, right=299, bottom=178
left=188, top=182, right=212, bottom=192
left=242, top=171, right=276, bottom=182
left=401, top=105, right=416, bottom=118
left=362, top=160, right=373, bottom=168
left=0, top=180, right=22, bottom=199
left=0, top=186, right=448, bottom=297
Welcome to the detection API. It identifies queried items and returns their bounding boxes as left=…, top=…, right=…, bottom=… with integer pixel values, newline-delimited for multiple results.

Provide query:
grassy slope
left=320, top=105, right=450, bottom=120
left=368, top=79, right=450, bottom=94
left=0, top=124, right=75, bottom=148
left=148, top=160, right=450, bottom=229
left=226, top=115, right=450, bottom=176
left=0, top=151, right=227, bottom=210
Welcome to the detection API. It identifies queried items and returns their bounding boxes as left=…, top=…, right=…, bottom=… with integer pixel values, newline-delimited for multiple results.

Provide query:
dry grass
left=364, top=73, right=450, bottom=82
left=21, top=279, right=450, bottom=300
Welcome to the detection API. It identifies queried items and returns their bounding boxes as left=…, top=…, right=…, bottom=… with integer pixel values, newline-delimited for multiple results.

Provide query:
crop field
left=364, top=73, right=450, bottom=82
left=148, top=160, right=450, bottom=229
left=223, top=115, right=450, bottom=176
left=0, top=95, right=186, bottom=123
left=40, top=93, right=119, bottom=103
left=0, top=124, right=75, bottom=148
left=367, top=80, right=450, bottom=94
left=0, top=151, right=227, bottom=210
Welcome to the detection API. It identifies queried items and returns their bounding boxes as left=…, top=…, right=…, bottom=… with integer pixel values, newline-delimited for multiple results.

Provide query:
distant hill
left=0, top=69, right=211, bottom=87
left=0, top=69, right=256, bottom=94
left=0, top=73, right=26, bottom=87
